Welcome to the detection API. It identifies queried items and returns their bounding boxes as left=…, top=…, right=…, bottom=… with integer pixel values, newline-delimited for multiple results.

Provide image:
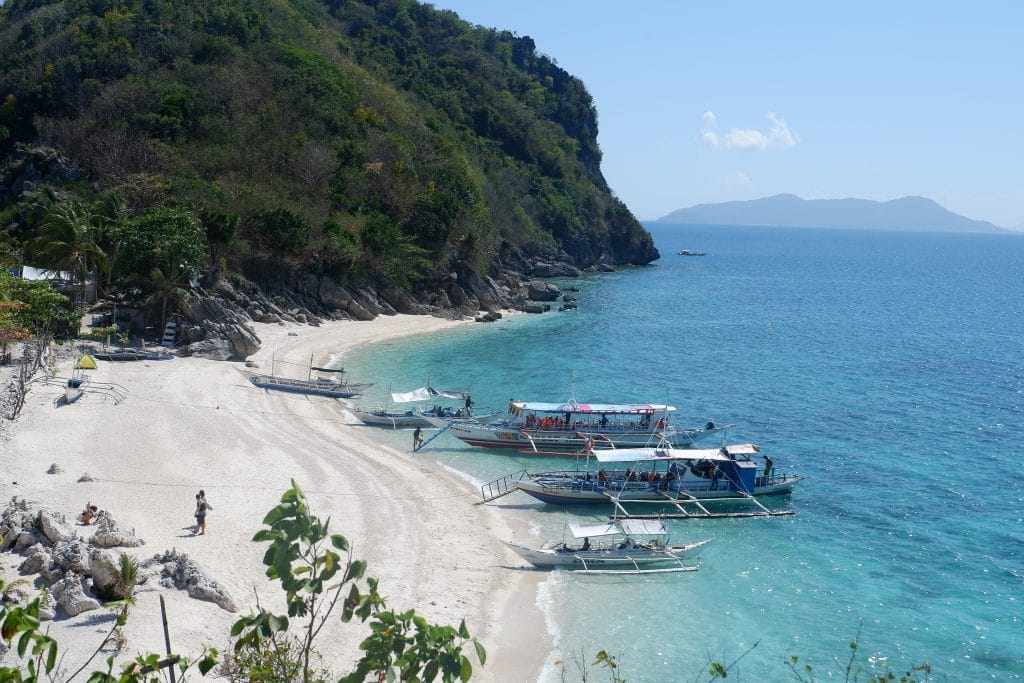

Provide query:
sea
left=343, top=224, right=1024, bottom=681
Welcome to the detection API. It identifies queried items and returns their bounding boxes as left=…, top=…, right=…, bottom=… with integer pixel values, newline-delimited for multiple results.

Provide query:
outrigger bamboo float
left=482, top=442, right=801, bottom=519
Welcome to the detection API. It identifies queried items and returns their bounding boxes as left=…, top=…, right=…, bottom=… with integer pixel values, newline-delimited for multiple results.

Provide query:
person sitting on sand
left=79, top=504, right=99, bottom=525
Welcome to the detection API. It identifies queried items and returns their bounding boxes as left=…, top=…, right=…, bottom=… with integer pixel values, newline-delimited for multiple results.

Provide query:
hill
left=658, top=194, right=1005, bottom=233
left=0, top=0, right=657, bottom=321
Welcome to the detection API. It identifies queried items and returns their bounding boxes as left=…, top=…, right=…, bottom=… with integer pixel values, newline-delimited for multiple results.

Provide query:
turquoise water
left=345, top=225, right=1024, bottom=681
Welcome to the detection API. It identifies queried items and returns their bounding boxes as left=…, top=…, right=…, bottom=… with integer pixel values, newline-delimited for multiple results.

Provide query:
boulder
left=180, top=339, right=232, bottom=361
left=51, top=574, right=101, bottom=617
left=530, top=261, right=581, bottom=278
left=177, top=295, right=261, bottom=360
left=144, top=549, right=237, bottom=612
left=52, top=539, right=92, bottom=575
left=89, top=547, right=126, bottom=592
left=46, top=463, right=62, bottom=474
left=526, top=282, right=561, bottom=302
left=90, top=513, right=145, bottom=548
left=522, top=302, right=550, bottom=314
left=18, top=547, right=49, bottom=575
left=38, top=510, right=75, bottom=545
left=1, top=497, right=36, bottom=549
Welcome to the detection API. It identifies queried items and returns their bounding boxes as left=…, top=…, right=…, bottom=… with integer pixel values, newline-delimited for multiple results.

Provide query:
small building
left=16, top=265, right=96, bottom=304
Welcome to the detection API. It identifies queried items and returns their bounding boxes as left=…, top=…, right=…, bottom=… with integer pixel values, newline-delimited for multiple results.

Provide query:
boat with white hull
left=423, top=400, right=726, bottom=453
left=506, top=518, right=709, bottom=573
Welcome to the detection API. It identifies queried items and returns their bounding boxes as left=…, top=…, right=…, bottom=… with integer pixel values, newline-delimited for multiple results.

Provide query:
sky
left=427, top=1, right=1024, bottom=227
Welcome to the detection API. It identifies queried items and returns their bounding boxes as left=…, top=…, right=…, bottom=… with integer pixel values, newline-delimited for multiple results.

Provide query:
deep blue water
left=345, top=225, right=1024, bottom=681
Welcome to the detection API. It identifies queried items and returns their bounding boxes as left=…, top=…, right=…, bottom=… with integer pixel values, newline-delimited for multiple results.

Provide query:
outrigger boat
left=423, top=399, right=726, bottom=453
left=352, top=383, right=487, bottom=428
left=485, top=442, right=800, bottom=519
left=506, top=518, right=709, bottom=574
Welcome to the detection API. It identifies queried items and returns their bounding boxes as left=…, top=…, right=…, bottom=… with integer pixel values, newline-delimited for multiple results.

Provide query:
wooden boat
left=249, top=373, right=371, bottom=398
left=422, top=399, right=727, bottom=452
left=93, top=350, right=147, bottom=361
left=506, top=518, right=708, bottom=573
left=511, top=442, right=801, bottom=517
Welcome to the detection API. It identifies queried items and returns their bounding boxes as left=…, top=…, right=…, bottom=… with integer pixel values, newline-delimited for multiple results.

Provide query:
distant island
left=658, top=194, right=1007, bottom=233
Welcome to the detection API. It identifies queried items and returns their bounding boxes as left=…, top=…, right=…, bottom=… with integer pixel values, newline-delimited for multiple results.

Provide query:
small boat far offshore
left=677, top=249, right=706, bottom=256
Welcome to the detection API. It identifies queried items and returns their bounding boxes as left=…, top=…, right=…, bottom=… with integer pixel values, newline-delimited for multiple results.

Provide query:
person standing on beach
left=194, top=490, right=212, bottom=535
left=413, top=427, right=424, bottom=451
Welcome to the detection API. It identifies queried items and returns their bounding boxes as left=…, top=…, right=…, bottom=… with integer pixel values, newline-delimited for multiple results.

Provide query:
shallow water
left=345, top=225, right=1024, bottom=681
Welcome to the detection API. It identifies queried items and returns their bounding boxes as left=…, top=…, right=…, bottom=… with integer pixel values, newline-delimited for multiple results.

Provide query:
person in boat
left=464, top=394, right=473, bottom=415
left=79, top=503, right=99, bottom=525
left=581, top=537, right=591, bottom=551
left=763, top=454, right=774, bottom=480
left=597, top=469, right=608, bottom=484
left=711, top=465, right=720, bottom=490
left=413, top=427, right=424, bottom=450
left=599, top=413, right=609, bottom=428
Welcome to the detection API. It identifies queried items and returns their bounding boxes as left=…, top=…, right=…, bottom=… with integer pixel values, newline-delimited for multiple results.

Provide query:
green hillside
left=0, top=0, right=657, bottom=301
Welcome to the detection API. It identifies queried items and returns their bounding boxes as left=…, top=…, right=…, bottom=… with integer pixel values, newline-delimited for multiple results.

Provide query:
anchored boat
left=352, top=383, right=482, bottom=428
left=423, top=399, right=726, bottom=452
left=506, top=518, right=709, bottom=573
left=512, top=442, right=800, bottom=518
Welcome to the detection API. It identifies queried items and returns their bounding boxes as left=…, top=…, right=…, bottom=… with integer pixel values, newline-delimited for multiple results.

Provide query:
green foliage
left=0, top=270, right=77, bottom=336
left=231, top=479, right=485, bottom=682
left=247, top=208, right=312, bottom=254
left=0, top=0, right=656, bottom=295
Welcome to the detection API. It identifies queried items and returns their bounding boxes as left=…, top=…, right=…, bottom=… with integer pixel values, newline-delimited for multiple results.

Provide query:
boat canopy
left=593, top=443, right=760, bottom=464
left=567, top=519, right=668, bottom=539
left=391, top=386, right=469, bottom=403
left=510, top=401, right=675, bottom=416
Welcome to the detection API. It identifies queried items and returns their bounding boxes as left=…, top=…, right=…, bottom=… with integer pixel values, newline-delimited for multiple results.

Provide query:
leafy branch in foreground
left=229, top=479, right=485, bottom=683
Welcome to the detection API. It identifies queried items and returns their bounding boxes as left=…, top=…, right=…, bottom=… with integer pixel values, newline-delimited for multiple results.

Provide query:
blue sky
left=428, top=1, right=1023, bottom=227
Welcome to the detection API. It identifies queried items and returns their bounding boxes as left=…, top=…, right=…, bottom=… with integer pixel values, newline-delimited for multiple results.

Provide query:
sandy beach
left=1, top=315, right=550, bottom=682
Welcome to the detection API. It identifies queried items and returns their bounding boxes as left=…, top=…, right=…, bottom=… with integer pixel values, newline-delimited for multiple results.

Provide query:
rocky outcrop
left=144, top=549, right=237, bottom=612
left=527, top=282, right=561, bottom=302
left=0, top=147, right=82, bottom=205
left=50, top=574, right=101, bottom=616
left=90, top=512, right=145, bottom=548
left=37, top=510, right=74, bottom=545
left=177, top=294, right=261, bottom=360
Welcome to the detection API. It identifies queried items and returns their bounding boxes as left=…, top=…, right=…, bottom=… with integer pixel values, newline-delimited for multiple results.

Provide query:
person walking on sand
left=413, top=427, right=424, bottom=451
left=194, top=490, right=212, bottom=535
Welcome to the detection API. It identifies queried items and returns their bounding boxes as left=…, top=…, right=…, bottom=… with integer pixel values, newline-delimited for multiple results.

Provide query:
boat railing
left=480, top=469, right=529, bottom=503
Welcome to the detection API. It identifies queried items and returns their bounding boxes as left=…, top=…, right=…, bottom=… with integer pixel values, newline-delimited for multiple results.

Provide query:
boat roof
left=567, top=519, right=668, bottom=539
left=511, top=401, right=675, bottom=415
left=593, top=443, right=760, bottom=464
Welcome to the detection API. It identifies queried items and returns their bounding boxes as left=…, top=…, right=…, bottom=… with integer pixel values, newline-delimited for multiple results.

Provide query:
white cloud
left=700, top=111, right=798, bottom=151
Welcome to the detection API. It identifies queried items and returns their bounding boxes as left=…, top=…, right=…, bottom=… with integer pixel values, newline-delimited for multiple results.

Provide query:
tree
left=114, top=207, right=208, bottom=329
left=28, top=197, right=107, bottom=308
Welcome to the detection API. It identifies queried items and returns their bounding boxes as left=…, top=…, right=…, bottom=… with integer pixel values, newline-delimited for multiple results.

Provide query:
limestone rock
left=0, top=497, right=35, bottom=549
left=38, top=510, right=74, bottom=545
left=52, top=539, right=92, bottom=575
left=51, top=574, right=101, bottom=616
left=46, top=463, right=62, bottom=474
left=143, top=549, right=237, bottom=612
left=90, top=513, right=145, bottom=548
left=18, top=548, right=49, bottom=575
left=89, top=548, right=126, bottom=592
left=77, top=473, right=95, bottom=482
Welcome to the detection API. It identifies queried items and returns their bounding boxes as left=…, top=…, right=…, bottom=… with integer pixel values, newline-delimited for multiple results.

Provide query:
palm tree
left=30, top=198, right=107, bottom=307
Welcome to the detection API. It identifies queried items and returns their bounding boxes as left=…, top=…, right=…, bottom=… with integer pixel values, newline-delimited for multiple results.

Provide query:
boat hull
left=352, top=409, right=432, bottom=428
left=505, top=539, right=710, bottom=569
left=249, top=374, right=366, bottom=398
left=516, top=476, right=800, bottom=505
left=423, top=417, right=726, bottom=452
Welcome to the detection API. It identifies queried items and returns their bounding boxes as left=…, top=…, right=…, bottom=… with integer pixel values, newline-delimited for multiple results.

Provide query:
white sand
left=1, top=315, right=550, bottom=681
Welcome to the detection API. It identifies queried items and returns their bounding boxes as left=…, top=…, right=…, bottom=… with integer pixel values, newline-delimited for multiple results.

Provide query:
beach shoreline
left=1, top=314, right=551, bottom=682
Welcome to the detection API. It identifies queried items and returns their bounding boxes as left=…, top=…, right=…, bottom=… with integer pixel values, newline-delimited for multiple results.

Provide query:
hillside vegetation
left=0, top=0, right=657, bottom=306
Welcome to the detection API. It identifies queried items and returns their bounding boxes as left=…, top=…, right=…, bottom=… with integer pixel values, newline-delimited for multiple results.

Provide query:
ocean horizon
left=345, top=224, right=1024, bottom=681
